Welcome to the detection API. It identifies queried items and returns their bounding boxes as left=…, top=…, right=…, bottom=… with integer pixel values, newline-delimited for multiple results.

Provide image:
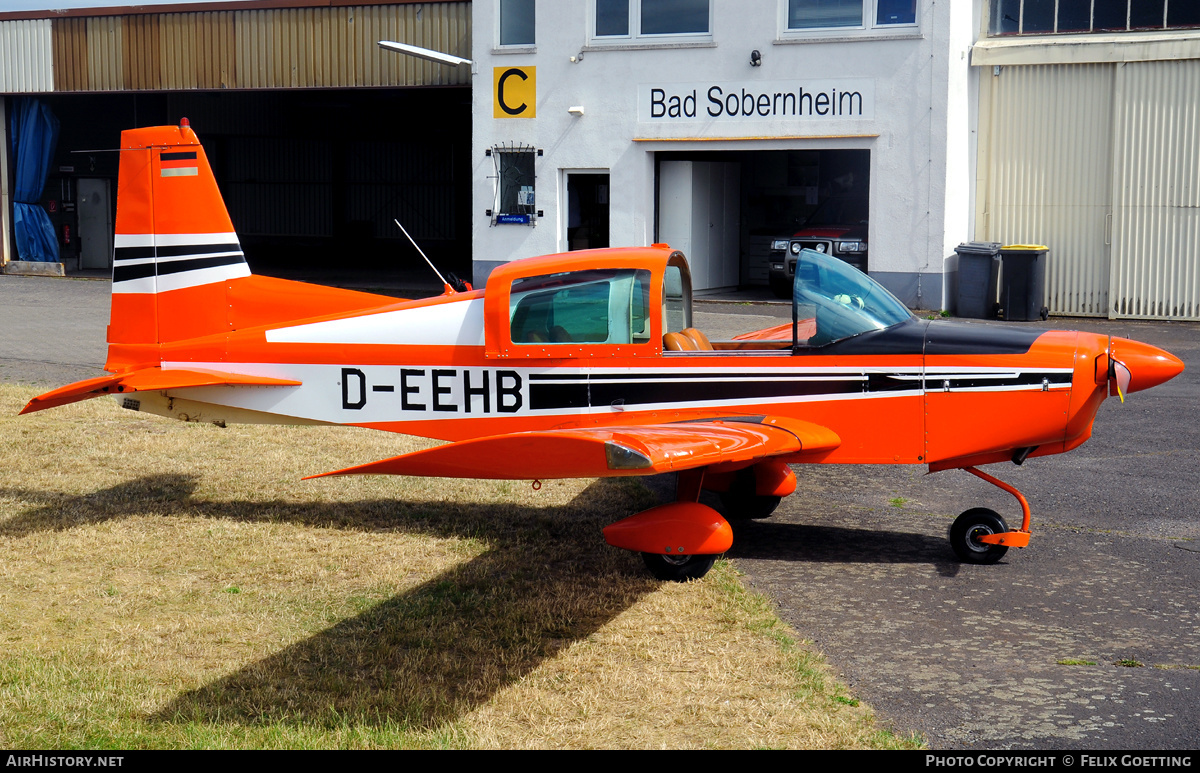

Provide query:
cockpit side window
left=510, top=269, right=651, bottom=345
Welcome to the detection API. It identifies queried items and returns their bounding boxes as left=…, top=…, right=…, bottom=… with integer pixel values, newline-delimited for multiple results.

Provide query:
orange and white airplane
left=21, top=121, right=1185, bottom=580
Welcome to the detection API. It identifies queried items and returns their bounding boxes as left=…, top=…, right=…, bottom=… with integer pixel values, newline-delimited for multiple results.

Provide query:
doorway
left=565, top=172, right=610, bottom=251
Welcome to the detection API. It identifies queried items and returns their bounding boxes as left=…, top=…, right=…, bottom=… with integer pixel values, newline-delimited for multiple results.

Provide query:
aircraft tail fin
left=108, top=119, right=250, bottom=350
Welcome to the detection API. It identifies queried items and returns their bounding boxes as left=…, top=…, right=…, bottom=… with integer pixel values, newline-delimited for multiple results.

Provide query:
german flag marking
left=160, top=151, right=198, bottom=177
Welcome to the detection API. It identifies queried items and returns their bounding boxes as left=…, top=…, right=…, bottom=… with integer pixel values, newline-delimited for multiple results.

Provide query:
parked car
left=768, top=196, right=868, bottom=298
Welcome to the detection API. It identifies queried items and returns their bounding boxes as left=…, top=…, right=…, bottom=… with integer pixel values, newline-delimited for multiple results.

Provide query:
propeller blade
left=1111, top=358, right=1132, bottom=403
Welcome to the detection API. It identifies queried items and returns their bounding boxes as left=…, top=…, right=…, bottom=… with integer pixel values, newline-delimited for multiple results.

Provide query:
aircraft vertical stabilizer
left=108, top=119, right=250, bottom=349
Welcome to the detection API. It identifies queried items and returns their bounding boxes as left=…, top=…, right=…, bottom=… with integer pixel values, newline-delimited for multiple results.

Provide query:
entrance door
left=565, top=172, right=610, bottom=250
left=77, top=178, right=113, bottom=270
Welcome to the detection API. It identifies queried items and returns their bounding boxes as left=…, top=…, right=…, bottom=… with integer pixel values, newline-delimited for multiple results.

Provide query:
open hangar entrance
left=38, top=87, right=472, bottom=285
left=654, top=149, right=870, bottom=293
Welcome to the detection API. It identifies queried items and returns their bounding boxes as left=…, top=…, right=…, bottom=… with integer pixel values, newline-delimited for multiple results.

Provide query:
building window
left=990, top=0, right=1200, bottom=35
left=490, top=144, right=538, bottom=225
left=499, top=0, right=536, bottom=46
left=594, top=0, right=711, bottom=40
left=786, top=0, right=917, bottom=31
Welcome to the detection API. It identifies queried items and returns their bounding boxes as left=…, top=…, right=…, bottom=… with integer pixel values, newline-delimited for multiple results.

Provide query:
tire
left=717, top=467, right=783, bottom=520
left=769, top=277, right=791, bottom=299
left=641, top=552, right=717, bottom=582
left=950, top=508, right=1009, bottom=564
left=718, top=490, right=782, bottom=520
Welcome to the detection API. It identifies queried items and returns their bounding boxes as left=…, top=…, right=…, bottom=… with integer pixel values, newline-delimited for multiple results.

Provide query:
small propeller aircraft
left=21, top=121, right=1185, bottom=580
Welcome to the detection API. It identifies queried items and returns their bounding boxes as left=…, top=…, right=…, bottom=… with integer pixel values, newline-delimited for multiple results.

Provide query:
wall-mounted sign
left=638, top=79, right=875, bottom=122
left=494, top=66, right=537, bottom=119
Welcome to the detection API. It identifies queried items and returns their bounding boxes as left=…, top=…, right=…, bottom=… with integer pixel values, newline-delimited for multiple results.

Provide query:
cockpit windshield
left=793, top=248, right=913, bottom=347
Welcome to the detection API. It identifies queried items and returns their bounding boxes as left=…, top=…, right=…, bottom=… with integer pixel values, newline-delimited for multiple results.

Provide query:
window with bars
left=489, top=144, right=539, bottom=225
left=990, top=0, right=1200, bottom=36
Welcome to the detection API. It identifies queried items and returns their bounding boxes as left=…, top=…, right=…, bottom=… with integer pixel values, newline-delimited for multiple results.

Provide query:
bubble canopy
left=792, top=248, right=914, bottom=347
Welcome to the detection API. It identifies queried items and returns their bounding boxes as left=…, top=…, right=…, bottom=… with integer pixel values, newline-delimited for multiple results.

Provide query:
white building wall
left=471, top=1, right=974, bottom=308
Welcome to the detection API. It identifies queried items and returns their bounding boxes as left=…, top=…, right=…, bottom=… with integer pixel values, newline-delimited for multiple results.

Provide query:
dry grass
left=0, top=383, right=917, bottom=749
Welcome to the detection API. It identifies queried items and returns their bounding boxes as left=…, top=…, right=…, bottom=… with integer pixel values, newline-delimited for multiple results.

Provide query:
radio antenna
left=394, top=218, right=459, bottom=294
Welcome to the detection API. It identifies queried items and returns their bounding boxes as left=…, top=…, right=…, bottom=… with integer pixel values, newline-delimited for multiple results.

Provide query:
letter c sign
left=494, top=66, right=536, bottom=118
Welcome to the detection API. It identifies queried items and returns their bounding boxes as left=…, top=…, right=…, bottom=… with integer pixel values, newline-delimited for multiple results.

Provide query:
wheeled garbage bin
left=954, top=242, right=1001, bottom=319
left=999, top=244, right=1049, bottom=321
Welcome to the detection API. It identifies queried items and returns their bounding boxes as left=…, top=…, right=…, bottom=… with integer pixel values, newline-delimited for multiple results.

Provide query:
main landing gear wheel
left=950, top=508, right=1010, bottom=564
left=641, top=552, right=717, bottom=582
left=718, top=490, right=782, bottom=520
left=718, top=468, right=783, bottom=520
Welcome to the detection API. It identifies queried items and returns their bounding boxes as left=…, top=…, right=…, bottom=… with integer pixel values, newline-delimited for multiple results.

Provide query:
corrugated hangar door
left=1109, top=61, right=1200, bottom=320
left=977, top=63, right=1114, bottom=317
left=978, top=60, right=1200, bottom=320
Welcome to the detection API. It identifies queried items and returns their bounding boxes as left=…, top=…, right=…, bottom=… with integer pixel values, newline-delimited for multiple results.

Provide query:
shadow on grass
left=0, top=471, right=965, bottom=730
left=0, top=473, right=663, bottom=731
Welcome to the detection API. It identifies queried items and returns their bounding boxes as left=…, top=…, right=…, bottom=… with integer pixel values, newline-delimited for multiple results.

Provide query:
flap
left=308, top=417, right=841, bottom=480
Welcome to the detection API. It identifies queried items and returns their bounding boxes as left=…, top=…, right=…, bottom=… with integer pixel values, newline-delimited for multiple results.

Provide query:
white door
left=658, top=160, right=740, bottom=292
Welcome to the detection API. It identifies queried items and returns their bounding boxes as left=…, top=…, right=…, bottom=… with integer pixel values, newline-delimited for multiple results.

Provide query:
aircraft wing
left=19, top=367, right=301, bottom=415
left=307, top=416, right=840, bottom=480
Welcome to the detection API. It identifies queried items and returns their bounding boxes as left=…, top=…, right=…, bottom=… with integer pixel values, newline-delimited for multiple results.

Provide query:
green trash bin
left=999, top=244, right=1049, bottom=321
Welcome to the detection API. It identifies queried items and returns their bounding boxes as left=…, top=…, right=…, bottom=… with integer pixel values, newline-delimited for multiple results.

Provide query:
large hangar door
left=656, top=150, right=870, bottom=293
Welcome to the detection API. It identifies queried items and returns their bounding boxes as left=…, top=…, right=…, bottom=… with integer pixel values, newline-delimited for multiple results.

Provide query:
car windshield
left=792, top=248, right=912, bottom=346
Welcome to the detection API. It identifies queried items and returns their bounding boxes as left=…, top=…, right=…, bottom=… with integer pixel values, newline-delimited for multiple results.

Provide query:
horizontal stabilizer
left=19, top=367, right=301, bottom=415
left=307, top=417, right=840, bottom=481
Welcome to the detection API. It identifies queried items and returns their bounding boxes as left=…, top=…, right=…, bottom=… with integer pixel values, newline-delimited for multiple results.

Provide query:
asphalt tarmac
left=3, top=274, right=1198, bottom=750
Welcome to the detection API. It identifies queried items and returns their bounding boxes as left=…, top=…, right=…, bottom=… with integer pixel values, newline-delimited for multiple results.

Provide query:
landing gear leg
left=950, top=467, right=1033, bottom=564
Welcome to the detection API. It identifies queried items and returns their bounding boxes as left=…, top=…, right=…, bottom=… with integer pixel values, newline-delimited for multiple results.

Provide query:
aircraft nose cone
left=1112, top=337, right=1185, bottom=394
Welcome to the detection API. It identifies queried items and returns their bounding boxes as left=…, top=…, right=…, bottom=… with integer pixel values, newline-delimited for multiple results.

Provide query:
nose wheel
left=950, top=508, right=1010, bottom=564
left=949, top=467, right=1034, bottom=563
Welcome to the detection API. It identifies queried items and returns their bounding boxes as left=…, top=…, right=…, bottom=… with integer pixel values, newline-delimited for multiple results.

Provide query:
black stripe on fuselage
left=526, top=370, right=1070, bottom=411
left=160, top=151, right=198, bottom=161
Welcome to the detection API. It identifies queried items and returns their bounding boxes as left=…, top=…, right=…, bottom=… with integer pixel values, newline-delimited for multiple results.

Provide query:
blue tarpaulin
left=10, top=97, right=61, bottom=263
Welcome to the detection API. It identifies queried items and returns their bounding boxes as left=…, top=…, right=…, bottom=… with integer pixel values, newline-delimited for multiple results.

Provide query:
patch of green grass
left=889, top=497, right=907, bottom=508
left=1114, top=659, right=1144, bottom=668
left=1056, top=659, right=1097, bottom=666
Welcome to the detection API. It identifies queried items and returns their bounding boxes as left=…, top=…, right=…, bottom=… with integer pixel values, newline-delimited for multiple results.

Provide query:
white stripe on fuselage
left=265, top=298, right=486, bottom=347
